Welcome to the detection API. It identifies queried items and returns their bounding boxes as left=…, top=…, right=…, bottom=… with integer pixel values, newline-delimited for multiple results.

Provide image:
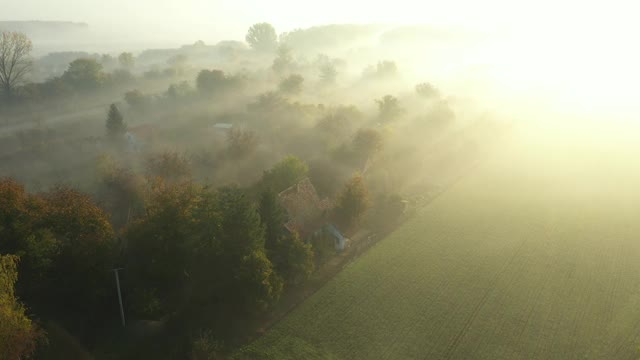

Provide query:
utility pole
left=112, top=268, right=125, bottom=327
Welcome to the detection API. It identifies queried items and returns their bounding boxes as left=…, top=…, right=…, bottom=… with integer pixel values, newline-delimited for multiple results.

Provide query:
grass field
left=236, top=127, right=640, bottom=359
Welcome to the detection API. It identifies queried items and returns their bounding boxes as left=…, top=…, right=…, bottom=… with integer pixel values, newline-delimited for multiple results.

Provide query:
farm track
left=239, top=134, right=640, bottom=360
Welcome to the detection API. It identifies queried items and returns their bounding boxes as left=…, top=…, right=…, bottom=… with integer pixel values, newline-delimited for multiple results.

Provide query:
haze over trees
left=0, top=20, right=498, bottom=360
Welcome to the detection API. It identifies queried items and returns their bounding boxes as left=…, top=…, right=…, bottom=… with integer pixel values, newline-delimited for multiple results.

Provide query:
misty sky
left=5, top=0, right=636, bottom=42
left=4, top=0, right=639, bottom=120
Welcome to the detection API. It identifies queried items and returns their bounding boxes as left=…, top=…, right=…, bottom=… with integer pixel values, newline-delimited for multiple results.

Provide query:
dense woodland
left=0, top=22, right=502, bottom=359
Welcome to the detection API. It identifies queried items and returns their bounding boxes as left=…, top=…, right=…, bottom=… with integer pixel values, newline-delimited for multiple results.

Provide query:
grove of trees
left=0, top=21, right=495, bottom=360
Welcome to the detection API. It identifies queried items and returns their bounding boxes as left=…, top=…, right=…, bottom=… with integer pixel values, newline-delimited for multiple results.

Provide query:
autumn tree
left=332, top=175, right=371, bottom=231
left=0, top=255, right=43, bottom=360
left=245, top=23, right=278, bottom=52
left=0, top=32, right=33, bottom=101
left=0, top=179, right=116, bottom=330
left=96, top=155, right=143, bottom=228
left=105, top=104, right=127, bottom=140
left=145, top=151, right=192, bottom=182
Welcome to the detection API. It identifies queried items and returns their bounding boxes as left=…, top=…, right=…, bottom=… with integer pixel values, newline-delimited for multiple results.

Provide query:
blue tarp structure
left=325, top=224, right=346, bottom=251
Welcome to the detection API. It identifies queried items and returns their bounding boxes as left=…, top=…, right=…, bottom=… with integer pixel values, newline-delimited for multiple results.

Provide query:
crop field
left=236, top=130, right=640, bottom=359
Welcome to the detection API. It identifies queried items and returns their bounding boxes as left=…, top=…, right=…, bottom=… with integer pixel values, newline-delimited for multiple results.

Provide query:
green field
left=237, top=130, right=640, bottom=359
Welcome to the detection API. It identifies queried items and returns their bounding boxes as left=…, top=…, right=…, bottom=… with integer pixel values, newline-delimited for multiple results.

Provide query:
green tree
left=271, top=45, right=293, bottom=74
left=353, top=128, right=384, bottom=160
left=271, top=233, right=314, bottom=286
left=319, top=63, right=337, bottom=84
left=0, top=255, right=43, bottom=360
left=258, top=190, right=286, bottom=252
left=227, top=129, right=258, bottom=159
left=124, top=180, right=201, bottom=314
left=332, top=175, right=371, bottom=231
left=415, top=82, right=440, bottom=99
left=196, top=69, right=242, bottom=96
left=105, top=104, right=127, bottom=140
left=316, top=105, right=363, bottom=139
left=0, top=32, right=33, bottom=101
left=118, top=52, right=135, bottom=69
left=315, top=54, right=338, bottom=84
left=62, top=58, right=104, bottom=91
left=375, top=95, right=404, bottom=122
left=245, top=23, right=278, bottom=52
left=168, top=54, right=189, bottom=75
left=124, top=89, right=150, bottom=110
left=38, top=186, right=116, bottom=322
left=166, top=81, right=193, bottom=100
left=425, top=100, right=456, bottom=128
left=196, top=69, right=226, bottom=95
left=110, top=68, right=135, bottom=85
left=278, top=74, right=304, bottom=94
left=260, top=156, right=309, bottom=193
left=145, top=151, right=192, bottom=182
left=216, top=187, right=266, bottom=255
left=374, top=60, right=397, bottom=78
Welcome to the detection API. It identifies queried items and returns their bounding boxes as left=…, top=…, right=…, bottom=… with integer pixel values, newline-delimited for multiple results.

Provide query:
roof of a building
left=278, top=178, right=331, bottom=236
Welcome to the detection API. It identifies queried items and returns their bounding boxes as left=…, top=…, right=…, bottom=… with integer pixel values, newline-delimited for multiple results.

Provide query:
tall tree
left=106, top=104, right=127, bottom=140
left=0, top=32, right=33, bottom=101
left=245, top=23, right=278, bottom=52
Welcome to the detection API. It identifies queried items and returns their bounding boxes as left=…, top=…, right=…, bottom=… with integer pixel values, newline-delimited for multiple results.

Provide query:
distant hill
left=0, top=21, right=88, bottom=36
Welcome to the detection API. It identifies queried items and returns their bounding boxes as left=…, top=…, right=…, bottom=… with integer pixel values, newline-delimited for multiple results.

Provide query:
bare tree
left=0, top=32, right=33, bottom=100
